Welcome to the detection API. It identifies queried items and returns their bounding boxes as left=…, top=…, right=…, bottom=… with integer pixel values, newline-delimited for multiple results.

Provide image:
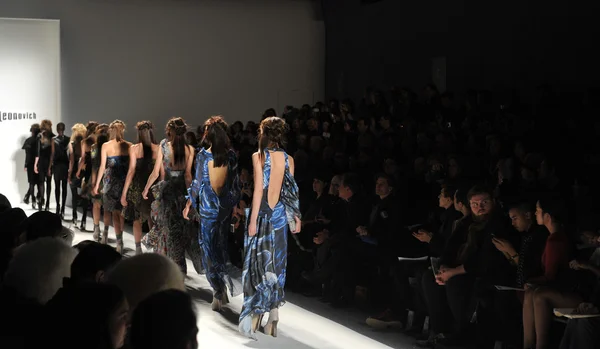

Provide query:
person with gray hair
left=106, top=253, right=185, bottom=313
left=3, top=237, right=77, bottom=304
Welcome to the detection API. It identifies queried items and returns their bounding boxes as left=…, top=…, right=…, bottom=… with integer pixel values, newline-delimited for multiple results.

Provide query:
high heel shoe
left=101, top=229, right=108, bottom=245
left=211, top=292, right=229, bottom=312
left=251, top=313, right=264, bottom=333
left=92, top=225, right=101, bottom=242
left=263, top=309, right=279, bottom=337
left=116, top=239, right=123, bottom=254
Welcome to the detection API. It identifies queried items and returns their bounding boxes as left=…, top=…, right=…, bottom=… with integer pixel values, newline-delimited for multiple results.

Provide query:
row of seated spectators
left=218, top=85, right=600, bottom=349
left=0, top=195, right=199, bottom=349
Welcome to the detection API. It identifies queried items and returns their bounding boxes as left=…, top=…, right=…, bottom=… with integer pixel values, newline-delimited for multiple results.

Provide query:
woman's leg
left=54, top=174, right=61, bottom=213
left=533, top=287, right=582, bottom=349
left=70, top=183, right=78, bottom=222
left=523, top=288, right=536, bottom=349
left=45, top=175, right=52, bottom=209
left=101, top=208, right=112, bottom=244
left=133, top=220, right=143, bottom=254
left=112, top=210, right=123, bottom=253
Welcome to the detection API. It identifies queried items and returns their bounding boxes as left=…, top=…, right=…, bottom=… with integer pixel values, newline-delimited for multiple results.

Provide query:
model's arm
left=121, top=145, right=138, bottom=205
left=143, top=145, right=163, bottom=199
left=248, top=153, right=264, bottom=236
left=93, top=143, right=108, bottom=195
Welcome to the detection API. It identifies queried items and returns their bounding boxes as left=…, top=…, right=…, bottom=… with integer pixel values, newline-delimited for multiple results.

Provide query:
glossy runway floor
left=19, top=203, right=415, bottom=349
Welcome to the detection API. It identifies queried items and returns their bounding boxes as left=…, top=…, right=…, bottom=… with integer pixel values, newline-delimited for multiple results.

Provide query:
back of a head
left=0, top=193, right=11, bottom=213
left=22, top=211, right=64, bottom=243
left=45, top=282, right=125, bottom=349
left=106, top=253, right=185, bottom=311
left=131, top=289, right=197, bottom=349
left=71, top=241, right=122, bottom=283
left=3, top=237, right=77, bottom=304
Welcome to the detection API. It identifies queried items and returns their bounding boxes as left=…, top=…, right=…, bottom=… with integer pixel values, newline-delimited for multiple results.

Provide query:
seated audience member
left=0, top=238, right=77, bottom=348
left=492, top=201, right=549, bottom=289
left=413, top=183, right=463, bottom=257
left=302, top=173, right=370, bottom=305
left=106, top=253, right=186, bottom=314
left=3, top=237, right=77, bottom=304
left=523, top=198, right=577, bottom=349
left=0, top=207, right=27, bottom=280
left=418, top=185, right=515, bottom=347
left=44, top=282, right=129, bottom=349
left=0, top=193, right=11, bottom=212
left=130, top=290, right=198, bottom=349
left=17, top=211, right=73, bottom=245
left=559, top=285, right=600, bottom=349
left=70, top=241, right=122, bottom=283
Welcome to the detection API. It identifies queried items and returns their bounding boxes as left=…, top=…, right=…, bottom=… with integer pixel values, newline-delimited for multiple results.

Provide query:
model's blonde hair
left=70, top=123, right=87, bottom=142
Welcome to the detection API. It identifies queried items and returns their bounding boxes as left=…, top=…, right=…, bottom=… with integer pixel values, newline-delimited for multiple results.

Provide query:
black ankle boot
left=56, top=204, right=61, bottom=215
left=23, top=195, right=30, bottom=205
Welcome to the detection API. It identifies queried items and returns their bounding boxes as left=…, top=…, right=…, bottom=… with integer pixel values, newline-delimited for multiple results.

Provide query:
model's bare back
left=207, top=156, right=228, bottom=196
left=266, top=151, right=285, bottom=210
left=104, top=140, right=130, bottom=157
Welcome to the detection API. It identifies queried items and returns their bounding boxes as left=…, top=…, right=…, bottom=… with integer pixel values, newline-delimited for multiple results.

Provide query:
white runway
left=18, top=203, right=414, bottom=349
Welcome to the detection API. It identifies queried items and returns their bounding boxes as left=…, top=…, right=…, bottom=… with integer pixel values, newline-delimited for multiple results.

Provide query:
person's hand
left=142, top=188, right=149, bottom=200
left=313, top=230, right=329, bottom=245
left=435, top=268, right=456, bottom=285
left=34, top=165, right=38, bottom=174
left=24, top=167, right=27, bottom=172
left=413, top=229, right=432, bottom=243
left=492, top=237, right=515, bottom=255
left=574, top=302, right=599, bottom=315
left=92, top=186, right=98, bottom=196
left=356, top=226, right=368, bottom=236
left=569, top=260, right=588, bottom=270
left=292, top=216, right=301, bottom=234
left=248, top=221, right=257, bottom=237
left=121, top=195, right=128, bottom=208
left=182, top=205, right=190, bottom=221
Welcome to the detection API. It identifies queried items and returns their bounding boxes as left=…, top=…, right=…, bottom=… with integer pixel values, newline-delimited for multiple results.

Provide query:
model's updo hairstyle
left=202, top=116, right=230, bottom=167
left=109, top=120, right=126, bottom=142
left=258, top=116, right=288, bottom=160
left=84, top=121, right=100, bottom=148
left=94, top=123, right=110, bottom=150
left=136, top=121, right=156, bottom=167
left=166, top=117, right=188, bottom=167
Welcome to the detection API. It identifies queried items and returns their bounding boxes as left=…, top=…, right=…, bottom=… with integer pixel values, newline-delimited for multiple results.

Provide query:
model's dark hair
left=136, top=121, right=156, bottom=167
left=166, top=117, right=188, bottom=167
left=258, top=117, right=288, bottom=160
left=94, top=124, right=109, bottom=150
left=202, top=116, right=230, bottom=167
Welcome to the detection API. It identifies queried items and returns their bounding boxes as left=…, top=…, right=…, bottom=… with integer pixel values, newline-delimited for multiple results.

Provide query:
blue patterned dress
left=187, top=148, right=243, bottom=299
left=239, top=149, right=301, bottom=338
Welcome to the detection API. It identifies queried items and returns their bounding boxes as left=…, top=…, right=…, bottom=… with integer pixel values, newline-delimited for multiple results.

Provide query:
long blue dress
left=187, top=148, right=242, bottom=298
left=238, top=148, right=301, bottom=339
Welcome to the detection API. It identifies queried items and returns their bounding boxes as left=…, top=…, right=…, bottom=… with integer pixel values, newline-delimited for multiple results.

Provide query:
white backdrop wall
left=0, top=18, right=61, bottom=205
left=0, top=0, right=325, bottom=134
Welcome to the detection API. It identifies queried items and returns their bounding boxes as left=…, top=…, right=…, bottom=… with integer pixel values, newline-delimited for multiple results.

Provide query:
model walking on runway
left=93, top=120, right=130, bottom=253
left=239, top=116, right=302, bottom=339
left=67, top=123, right=86, bottom=223
left=75, top=121, right=99, bottom=230
left=142, top=117, right=195, bottom=273
left=121, top=121, right=159, bottom=255
left=22, top=123, right=40, bottom=209
left=34, top=119, right=55, bottom=211
left=183, top=116, right=242, bottom=311
left=53, top=122, right=70, bottom=218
